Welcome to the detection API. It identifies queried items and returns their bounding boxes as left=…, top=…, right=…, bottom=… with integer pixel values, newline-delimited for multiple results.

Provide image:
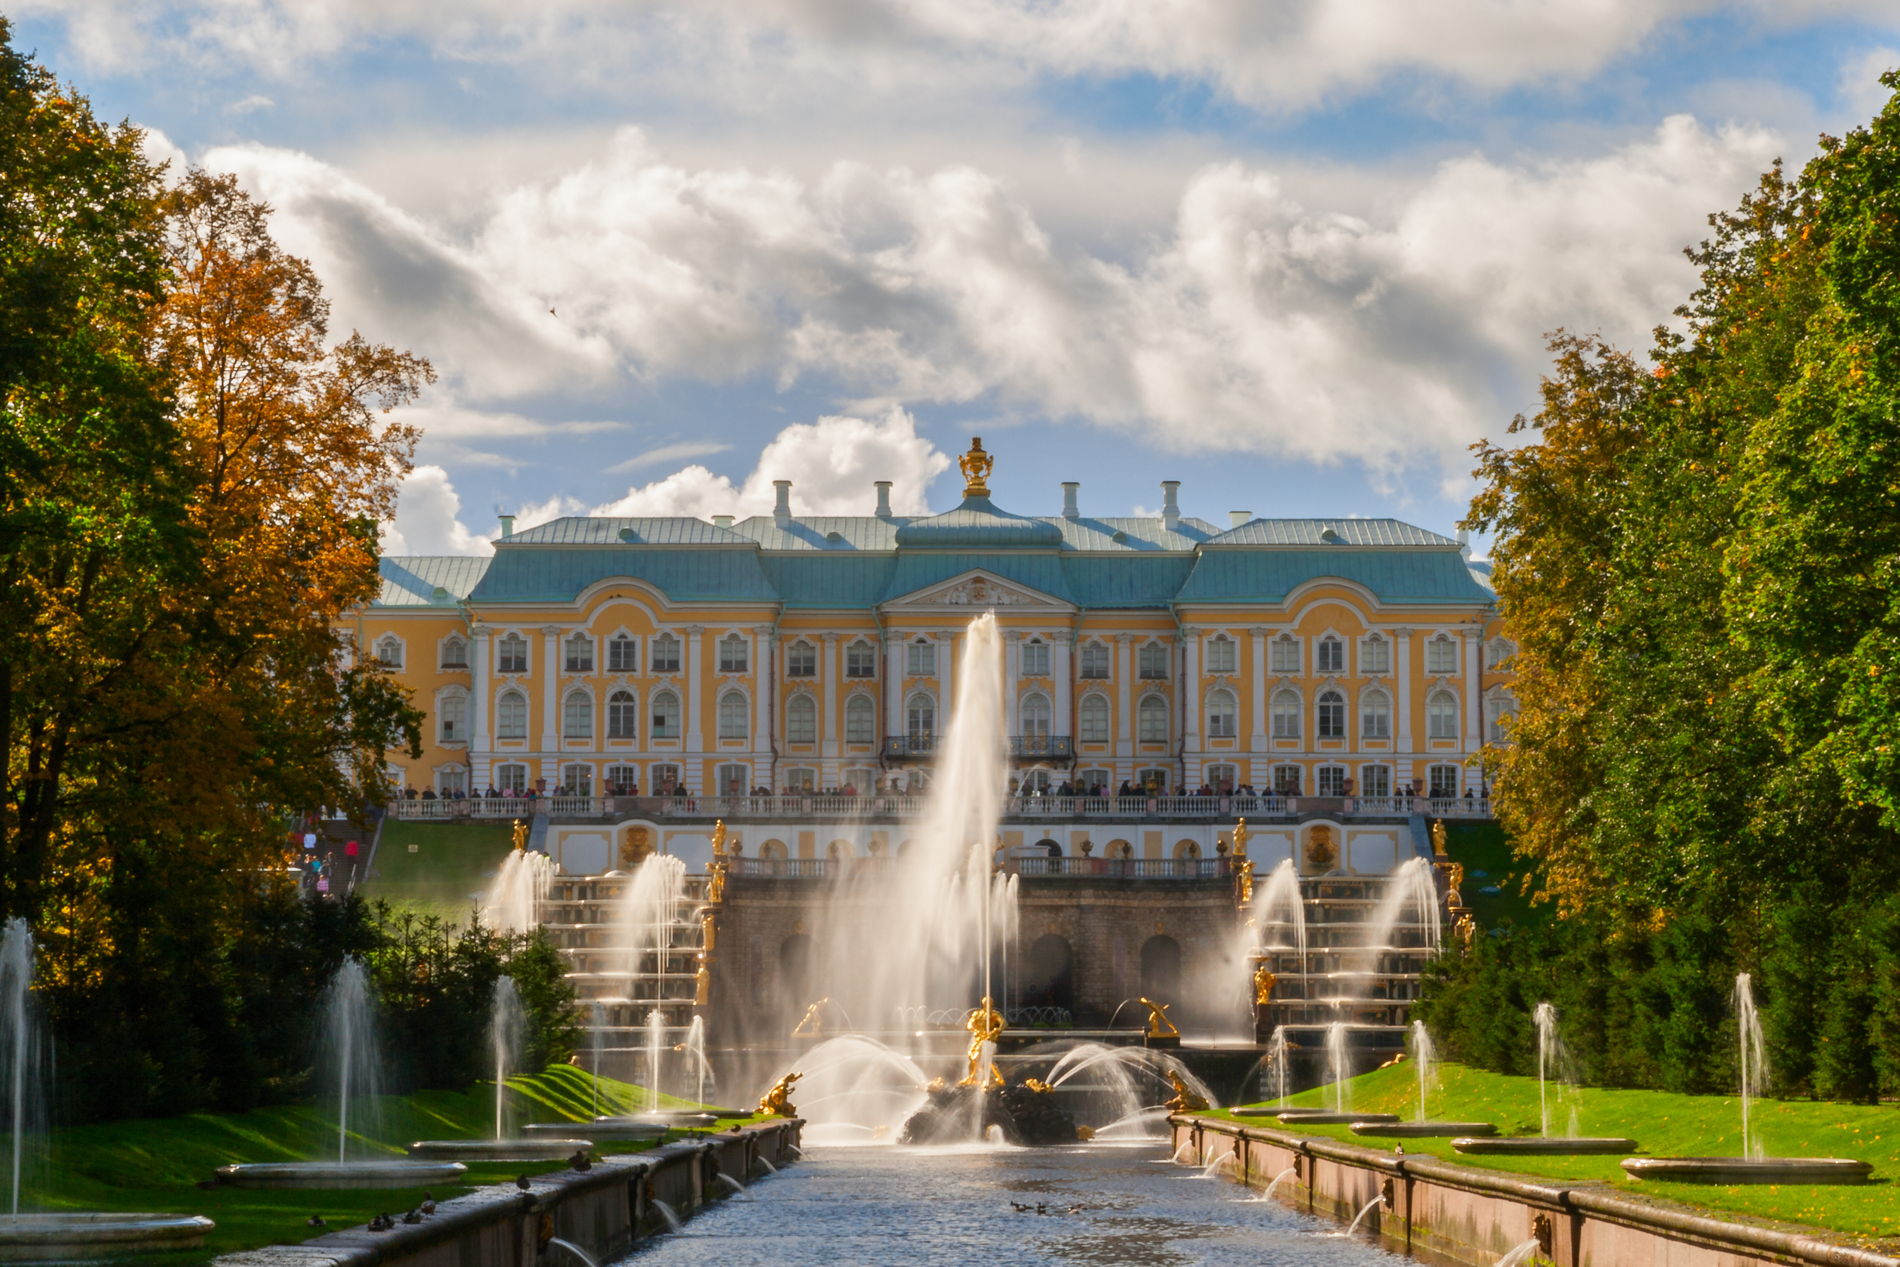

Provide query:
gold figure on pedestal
left=707, top=859, right=727, bottom=905
left=511, top=819, right=529, bottom=852
left=1445, top=861, right=1466, bottom=909
left=1235, top=857, right=1255, bottom=908
left=1138, top=997, right=1180, bottom=1040
left=1431, top=820, right=1448, bottom=857
left=711, top=819, right=728, bottom=856
left=701, top=912, right=717, bottom=953
left=959, top=437, right=995, bottom=497
left=1454, top=912, right=1477, bottom=950
left=1164, top=1069, right=1209, bottom=1113
left=694, top=962, right=710, bottom=1006
left=1232, top=817, right=1250, bottom=857
left=758, top=1071, right=801, bottom=1118
left=1253, top=965, right=1277, bottom=1006
left=958, top=996, right=1007, bottom=1087
left=792, top=997, right=830, bottom=1038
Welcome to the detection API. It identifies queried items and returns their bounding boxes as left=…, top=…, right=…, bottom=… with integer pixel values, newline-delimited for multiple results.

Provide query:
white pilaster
left=886, top=634, right=904, bottom=735
left=941, top=632, right=955, bottom=730
left=1005, top=632, right=1022, bottom=734
left=1052, top=633, right=1072, bottom=737
left=1463, top=625, right=1482, bottom=758
left=684, top=625, right=705, bottom=754
left=754, top=624, right=775, bottom=788
left=539, top=626, right=560, bottom=752
left=1248, top=626, right=1268, bottom=755
left=470, top=625, right=491, bottom=788
left=1182, top=628, right=1202, bottom=752
left=821, top=633, right=840, bottom=762
left=1395, top=627, right=1414, bottom=759
left=1115, top=634, right=1135, bottom=760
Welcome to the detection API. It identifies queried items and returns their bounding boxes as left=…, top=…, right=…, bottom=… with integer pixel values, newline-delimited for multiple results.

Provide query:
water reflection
left=616, top=1142, right=1412, bottom=1265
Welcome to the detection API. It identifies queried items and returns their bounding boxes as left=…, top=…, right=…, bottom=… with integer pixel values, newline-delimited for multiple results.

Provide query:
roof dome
left=894, top=495, right=1063, bottom=549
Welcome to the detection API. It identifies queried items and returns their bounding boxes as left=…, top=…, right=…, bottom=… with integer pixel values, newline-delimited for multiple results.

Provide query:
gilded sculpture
left=701, top=912, right=717, bottom=953
left=707, top=857, right=727, bottom=904
left=959, top=437, right=994, bottom=497
left=511, top=819, right=529, bottom=852
left=1454, top=912, right=1477, bottom=950
left=758, top=1071, right=801, bottom=1118
left=1163, top=1069, right=1209, bottom=1113
left=1235, top=856, right=1255, bottom=907
left=792, top=997, right=830, bottom=1038
left=1231, top=817, right=1249, bottom=858
left=694, top=962, right=710, bottom=1006
left=710, top=819, right=728, bottom=856
left=958, top=995, right=1007, bottom=1087
left=1305, top=825, right=1338, bottom=872
left=620, top=825, right=652, bottom=870
left=1253, top=965, right=1277, bottom=1006
left=1431, top=819, right=1448, bottom=857
left=1138, top=996, right=1180, bottom=1040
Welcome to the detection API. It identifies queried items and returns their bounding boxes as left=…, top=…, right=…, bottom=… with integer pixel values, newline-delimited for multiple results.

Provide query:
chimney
left=1161, top=480, right=1180, bottom=531
left=497, top=513, right=515, bottom=540
left=1457, top=527, right=1471, bottom=559
left=874, top=480, right=893, bottom=519
left=1062, top=481, right=1080, bottom=520
left=773, top=479, right=792, bottom=527
left=712, top=514, right=734, bottom=528
left=1229, top=510, right=1251, bottom=528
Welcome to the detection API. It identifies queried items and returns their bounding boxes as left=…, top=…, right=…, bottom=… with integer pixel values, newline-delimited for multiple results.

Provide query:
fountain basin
left=1455, top=1137, right=1638, bottom=1156
left=526, top=1118, right=667, bottom=1141
left=215, top=1160, right=468, bottom=1189
left=1276, top=1111, right=1399, bottom=1126
left=1230, top=1107, right=1303, bottom=1118
left=407, top=1138, right=593, bottom=1162
left=1351, top=1121, right=1497, bottom=1138
left=625, top=1109, right=737, bottom=1125
left=0, top=1213, right=215, bottom=1261
left=1621, top=1157, right=1874, bottom=1185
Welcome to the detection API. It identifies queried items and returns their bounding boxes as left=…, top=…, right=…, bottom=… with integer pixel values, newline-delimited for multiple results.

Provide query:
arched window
left=1205, top=688, right=1237, bottom=738
left=785, top=694, right=816, bottom=744
left=374, top=635, right=403, bottom=668
left=439, top=635, right=468, bottom=669
left=1484, top=637, right=1516, bottom=671
left=906, top=692, right=935, bottom=740
left=1138, top=640, right=1169, bottom=679
left=608, top=634, right=638, bottom=672
left=1137, top=694, right=1168, bottom=742
left=787, top=641, right=817, bottom=677
left=1484, top=687, right=1516, bottom=742
left=1360, top=633, right=1390, bottom=674
left=1021, top=692, right=1052, bottom=738
left=651, top=690, right=681, bottom=739
left=718, top=633, right=748, bottom=673
left=1021, top=638, right=1050, bottom=677
left=1426, top=633, right=1459, bottom=675
left=1316, top=690, right=1346, bottom=739
left=564, top=633, right=594, bottom=672
left=1270, top=634, right=1300, bottom=675
left=496, top=689, right=527, bottom=740
left=845, top=695, right=875, bottom=744
left=607, top=690, right=637, bottom=739
left=562, top=690, right=593, bottom=740
left=436, top=687, right=469, bottom=742
left=1316, top=635, right=1344, bottom=675
left=845, top=639, right=877, bottom=678
left=497, top=632, right=527, bottom=674
left=1360, top=688, right=1391, bottom=739
left=1079, top=640, right=1110, bottom=679
left=719, top=690, right=750, bottom=741
left=651, top=633, right=681, bottom=673
left=1078, top=694, right=1110, bottom=743
left=1271, top=689, right=1301, bottom=739
left=1427, top=689, right=1459, bottom=740
left=1205, top=634, right=1237, bottom=674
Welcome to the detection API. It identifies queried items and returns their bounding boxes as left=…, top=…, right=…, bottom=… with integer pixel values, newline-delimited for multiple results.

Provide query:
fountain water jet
left=1411, top=1020, right=1436, bottom=1123
left=1261, top=1166, right=1300, bottom=1201
left=1736, top=973, right=1766, bottom=1162
left=1343, top=1195, right=1385, bottom=1237
left=481, top=849, right=553, bottom=933
left=1326, top=1022, right=1350, bottom=1113
left=491, top=977, right=525, bottom=1139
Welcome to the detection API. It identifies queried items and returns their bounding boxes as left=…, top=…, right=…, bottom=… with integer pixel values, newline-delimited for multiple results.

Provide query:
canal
left=617, top=1141, right=1416, bottom=1265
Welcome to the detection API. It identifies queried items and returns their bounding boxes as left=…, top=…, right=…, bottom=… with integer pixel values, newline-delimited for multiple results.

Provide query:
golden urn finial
left=959, top=436, right=994, bottom=498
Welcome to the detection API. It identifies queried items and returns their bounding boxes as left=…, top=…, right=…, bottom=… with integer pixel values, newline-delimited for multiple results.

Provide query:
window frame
left=1360, top=688, right=1391, bottom=739
left=719, top=689, right=751, bottom=742
left=607, top=634, right=639, bottom=673
left=1425, top=633, right=1459, bottom=676
left=651, top=690, right=682, bottom=739
left=1269, top=634, right=1300, bottom=675
left=1078, top=693, right=1110, bottom=743
left=495, top=689, right=528, bottom=740
left=905, top=639, right=935, bottom=678
left=1316, top=635, right=1345, bottom=675
left=1020, top=691, right=1053, bottom=739
left=497, top=632, right=528, bottom=675
left=1427, top=689, right=1459, bottom=740
left=439, top=635, right=468, bottom=670
left=1205, top=688, right=1238, bottom=739
left=845, top=694, right=875, bottom=744
left=607, top=689, right=638, bottom=740
left=718, top=633, right=749, bottom=674
left=785, top=693, right=816, bottom=744
left=651, top=633, right=682, bottom=674
left=1205, top=634, right=1237, bottom=675
left=1316, top=689, right=1346, bottom=740
left=564, top=633, right=595, bottom=673
left=1137, top=640, right=1169, bottom=680
left=1020, top=638, right=1050, bottom=678
left=1270, top=688, right=1302, bottom=739
left=845, top=639, right=877, bottom=678
left=562, top=689, right=594, bottom=740
left=1136, top=693, right=1168, bottom=742
left=1078, top=640, right=1110, bottom=679
left=787, top=640, right=818, bottom=678
left=1360, top=633, right=1390, bottom=675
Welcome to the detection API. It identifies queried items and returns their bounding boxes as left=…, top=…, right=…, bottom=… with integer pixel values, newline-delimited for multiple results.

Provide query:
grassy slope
left=38, top=1066, right=745, bottom=1265
left=363, top=819, right=517, bottom=922
left=1221, top=1061, right=1900, bottom=1245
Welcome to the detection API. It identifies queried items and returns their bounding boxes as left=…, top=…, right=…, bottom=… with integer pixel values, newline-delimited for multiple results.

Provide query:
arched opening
left=1034, top=837, right=1061, bottom=857
left=1020, top=934, right=1076, bottom=1015
left=1140, top=935, right=1182, bottom=1001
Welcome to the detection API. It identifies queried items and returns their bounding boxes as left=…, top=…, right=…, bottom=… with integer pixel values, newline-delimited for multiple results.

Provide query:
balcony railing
left=726, top=856, right=1233, bottom=880
left=882, top=735, right=1075, bottom=760
left=383, top=792, right=1490, bottom=822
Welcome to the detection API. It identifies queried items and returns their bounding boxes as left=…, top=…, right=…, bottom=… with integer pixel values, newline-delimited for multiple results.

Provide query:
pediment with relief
left=886, top=570, right=1069, bottom=612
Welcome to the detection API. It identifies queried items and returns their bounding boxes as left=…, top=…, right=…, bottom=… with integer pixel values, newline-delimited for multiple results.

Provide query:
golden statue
left=707, top=852, right=728, bottom=904
left=1138, top=997, right=1179, bottom=1040
left=1163, top=1069, right=1209, bottom=1113
left=701, top=912, right=717, bottom=953
left=1445, top=861, right=1466, bottom=909
left=1022, top=1078, right=1053, bottom=1094
left=1431, top=820, right=1448, bottom=857
left=958, top=436, right=994, bottom=497
left=1455, top=912, right=1477, bottom=950
left=511, top=819, right=529, bottom=852
left=1232, top=817, right=1250, bottom=858
left=1253, top=965, right=1277, bottom=1007
left=1305, top=825, right=1337, bottom=872
left=694, top=962, right=710, bottom=1006
left=758, top=1071, right=801, bottom=1118
left=711, top=819, right=728, bottom=856
left=1235, top=857, right=1255, bottom=908
left=958, top=995, right=1007, bottom=1088
left=791, top=997, right=829, bottom=1038
left=620, top=825, right=652, bottom=870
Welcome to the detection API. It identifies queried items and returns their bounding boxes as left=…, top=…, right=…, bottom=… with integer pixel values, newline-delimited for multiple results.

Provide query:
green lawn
left=1218, top=1060, right=1900, bottom=1245
left=32, top=1065, right=749, bottom=1264
left=362, top=819, right=518, bottom=921
left=1444, top=820, right=1543, bottom=927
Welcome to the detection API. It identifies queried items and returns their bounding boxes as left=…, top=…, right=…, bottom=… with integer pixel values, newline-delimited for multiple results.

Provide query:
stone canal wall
left=216, top=1119, right=801, bottom=1266
left=1172, top=1115, right=1899, bottom=1267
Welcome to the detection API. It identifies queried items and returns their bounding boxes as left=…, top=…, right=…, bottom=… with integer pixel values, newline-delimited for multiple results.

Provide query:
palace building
left=353, top=440, right=1513, bottom=822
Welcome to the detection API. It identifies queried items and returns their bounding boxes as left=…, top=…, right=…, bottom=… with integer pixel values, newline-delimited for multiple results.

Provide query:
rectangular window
left=608, top=636, right=638, bottom=673
left=719, top=635, right=749, bottom=674
left=906, top=641, right=935, bottom=677
left=1020, top=640, right=1050, bottom=677
left=1360, top=636, right=1390, bottom=674
left=1205, top=636, right=1237, bottom=674
left=1359, top=765, right=1390, bottom=797
left=565, top=636, right=594, bottom=673
left=1317, top=765, right=1347, bottom=796
left=1316, top=638, right=1344, bottom=674
left=1428, top=764, right=1460, bottom=798
left=651, top=635, right=681, bottom=673
left=498, top=636, right=527, bottom=674
left=1078, top=642, right=1110, bottom=679
left=787, top=642, right=817, bottom=677
left=1426, top=635, right=1459, bottom=675
left=1272, top=764, right=1302, bottom=796
left=1138, top=642, right=1169, bottom=679
left=1269, top=637, right=1300, bottom=675
left=845, top=641, right=877, bottom=677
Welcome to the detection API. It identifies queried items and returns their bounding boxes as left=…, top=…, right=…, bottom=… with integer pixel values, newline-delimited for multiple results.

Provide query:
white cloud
left=380, top=465, right=494, bottom=556
left=604, top=441, right=734, bottom=475
left=1838, top=46, right=1900, bottom=122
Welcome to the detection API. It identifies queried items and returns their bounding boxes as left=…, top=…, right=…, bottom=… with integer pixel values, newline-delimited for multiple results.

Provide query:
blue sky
left=12, top=2, right=1900, bottom=552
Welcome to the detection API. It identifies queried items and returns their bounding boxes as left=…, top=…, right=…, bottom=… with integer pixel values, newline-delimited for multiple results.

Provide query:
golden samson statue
left=958, top=995, right=1007, bottom=1087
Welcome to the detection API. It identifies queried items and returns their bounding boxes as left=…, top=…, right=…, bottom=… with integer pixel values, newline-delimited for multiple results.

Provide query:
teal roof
left=883, top=552, right=1075, bottom=603
left=377, top=555, right=491, bottom=606
left=469, top=547, right=778, bottom=604
left=1207, top=519, right=1458, bottom=547
left=895, top=496, right=1064, bottom=548
left=1176, top=549, right=1494, bottom=604
left=759, top=555, right=896, bottom=609
left=506, top=517, right=755, bottom=546
left=1042, top=516, right=1217, bottom=551
left=1061, top=556, right=1197, bottom=607
left=733, top=515, right=906, bottom=551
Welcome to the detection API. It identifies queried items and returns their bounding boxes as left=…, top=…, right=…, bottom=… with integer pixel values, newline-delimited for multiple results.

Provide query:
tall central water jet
left=1735, top=973, right=1766, bottom=1162
left=323, top=959, right=380, bottom=1163
left=489, top=978, right=524, bottom=1140
left=0, top=921, right=37, bottom=1216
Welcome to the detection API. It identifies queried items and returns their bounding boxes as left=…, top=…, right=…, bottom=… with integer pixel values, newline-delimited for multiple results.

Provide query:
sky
left=12, top=1, right=1900, bottom=555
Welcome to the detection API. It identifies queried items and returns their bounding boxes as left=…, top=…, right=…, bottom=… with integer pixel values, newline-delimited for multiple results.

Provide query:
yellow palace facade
left=351, top=442, right=1513, bottom=805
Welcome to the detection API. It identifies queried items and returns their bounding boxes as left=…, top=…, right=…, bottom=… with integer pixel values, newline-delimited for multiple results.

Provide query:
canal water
left=618, top=1141, right=1414, bottom=1265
